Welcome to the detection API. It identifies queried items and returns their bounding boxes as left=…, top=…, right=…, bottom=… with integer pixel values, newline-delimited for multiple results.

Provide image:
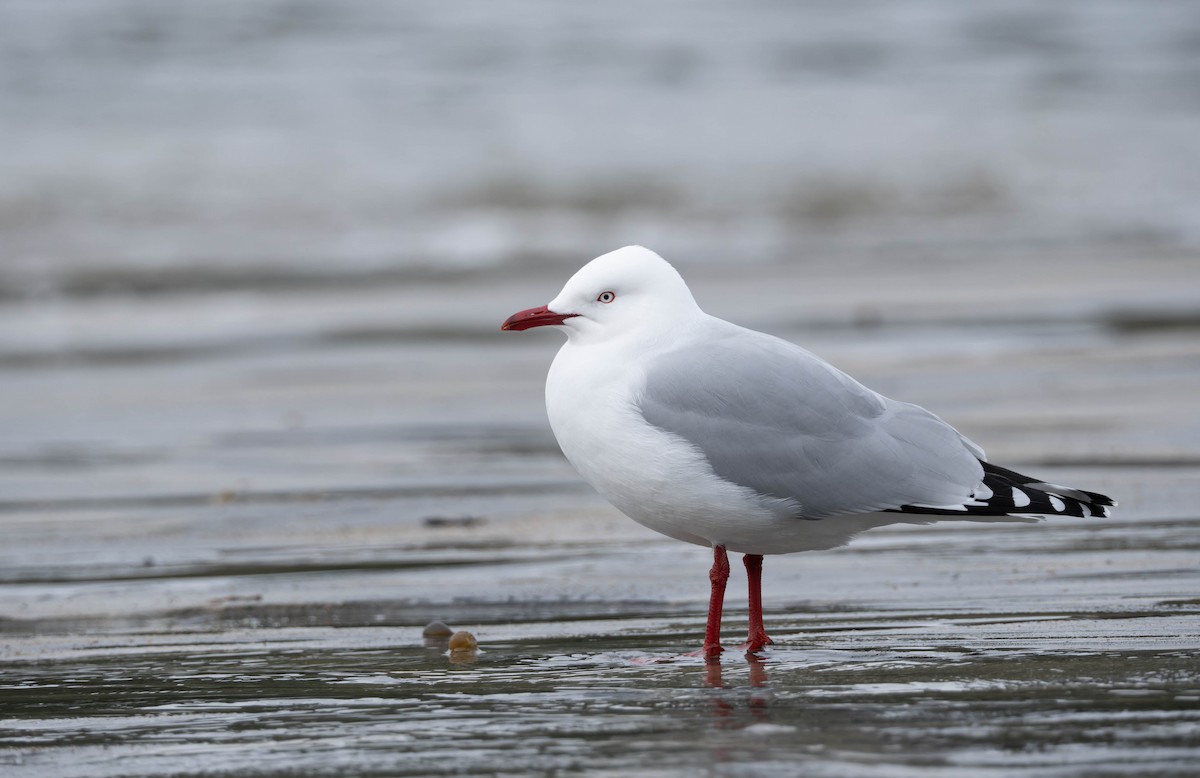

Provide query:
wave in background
left=1, top=0, right=1198, bottom=299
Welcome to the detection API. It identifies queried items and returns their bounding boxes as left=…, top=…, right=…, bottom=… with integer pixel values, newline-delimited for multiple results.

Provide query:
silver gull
left=501, top=246, right=1115, bottom=659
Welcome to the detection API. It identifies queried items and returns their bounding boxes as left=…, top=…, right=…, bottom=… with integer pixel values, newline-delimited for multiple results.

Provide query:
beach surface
left=2, top=1, right=1200, bottom=774
left=4, top=246, right=1200, bottom=776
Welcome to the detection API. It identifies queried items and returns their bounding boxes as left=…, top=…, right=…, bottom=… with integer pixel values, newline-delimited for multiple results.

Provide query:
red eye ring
left=597, top=291, right=616, bottom=303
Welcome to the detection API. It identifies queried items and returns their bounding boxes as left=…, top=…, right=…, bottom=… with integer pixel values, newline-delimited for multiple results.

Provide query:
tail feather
left=890, top=460, right=1116, bottom=519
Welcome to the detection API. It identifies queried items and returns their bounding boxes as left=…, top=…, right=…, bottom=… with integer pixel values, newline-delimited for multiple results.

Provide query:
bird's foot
left=683, top=643, right=725, bottom=661
left=738, top=632, right=774, bottom=655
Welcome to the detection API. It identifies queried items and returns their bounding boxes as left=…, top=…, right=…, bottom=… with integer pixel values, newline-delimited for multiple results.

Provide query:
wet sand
left=3, top=245, right=1199, bottom=776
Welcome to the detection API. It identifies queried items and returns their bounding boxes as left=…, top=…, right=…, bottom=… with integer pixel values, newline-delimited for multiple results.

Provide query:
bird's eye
left=597, top=291, right=616, bottom=304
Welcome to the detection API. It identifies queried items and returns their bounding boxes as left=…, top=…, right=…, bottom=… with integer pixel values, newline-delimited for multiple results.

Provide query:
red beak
left=501, top=305, right=578, bottom=331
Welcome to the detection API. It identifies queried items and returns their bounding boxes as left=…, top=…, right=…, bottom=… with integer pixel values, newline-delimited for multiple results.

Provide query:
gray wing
left=638, top=325, right=984, bottom=519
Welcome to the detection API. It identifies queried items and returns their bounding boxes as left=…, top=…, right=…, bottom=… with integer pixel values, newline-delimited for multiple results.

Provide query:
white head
left=501, top=246, right=703, bottom=344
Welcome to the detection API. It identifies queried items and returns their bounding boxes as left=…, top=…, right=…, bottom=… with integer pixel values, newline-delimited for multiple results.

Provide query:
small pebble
left=422, top=621, right=453, bottom=639
left=448, top=631, right=478, bottom=651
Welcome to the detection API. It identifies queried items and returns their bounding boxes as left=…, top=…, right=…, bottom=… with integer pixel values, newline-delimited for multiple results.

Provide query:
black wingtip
left=890, top=460, right=1116, bottom=519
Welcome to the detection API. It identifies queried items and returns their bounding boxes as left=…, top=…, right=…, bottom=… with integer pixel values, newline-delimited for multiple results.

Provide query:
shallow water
left=3, top=249, right=1200, bottom=774
left=4, top=324, right=1200, bottom=778
left=5, top=594, right=1200, bottom=776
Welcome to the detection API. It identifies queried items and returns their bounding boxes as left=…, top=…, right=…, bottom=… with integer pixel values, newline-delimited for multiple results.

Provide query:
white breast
left=545, top=340, right=788, bottom=551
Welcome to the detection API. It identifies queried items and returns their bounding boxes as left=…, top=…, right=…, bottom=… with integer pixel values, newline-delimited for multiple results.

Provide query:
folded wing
left=637, top=326, right=987, bottom=519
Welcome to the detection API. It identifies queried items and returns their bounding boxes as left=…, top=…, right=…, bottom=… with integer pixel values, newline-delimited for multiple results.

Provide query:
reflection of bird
left=502, top=246, right=1116, bottom=660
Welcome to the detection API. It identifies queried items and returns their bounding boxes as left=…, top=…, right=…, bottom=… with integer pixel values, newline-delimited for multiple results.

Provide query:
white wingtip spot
left=1011, top=487, right=1031, bottom=508
left=1048, top=495, right=1066, bottom=512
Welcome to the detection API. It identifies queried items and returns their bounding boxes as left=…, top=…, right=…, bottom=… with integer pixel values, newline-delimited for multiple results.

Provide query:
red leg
left=702, top=545, right=730, bottom=660
left=739, top=553, right=774, bottom=653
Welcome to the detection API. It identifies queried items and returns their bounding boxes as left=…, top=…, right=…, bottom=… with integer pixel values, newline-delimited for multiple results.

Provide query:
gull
left=501, top=246, right=1115, bottom=660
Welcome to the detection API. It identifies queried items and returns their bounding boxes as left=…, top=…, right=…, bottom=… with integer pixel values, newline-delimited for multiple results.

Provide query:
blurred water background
left=3, top=0, right=1200, bottom=289
left=2, top=2, right=1200, bottom=776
